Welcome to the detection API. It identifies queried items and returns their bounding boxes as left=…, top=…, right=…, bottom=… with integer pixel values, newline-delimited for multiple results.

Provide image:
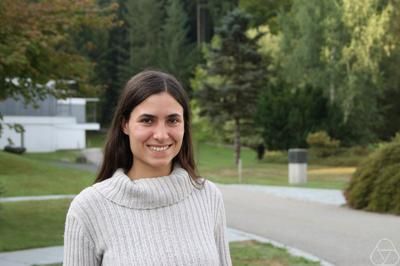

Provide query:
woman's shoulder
left=68, top=185, right=100, bottom=212
left=198, top=178, right=224, bottom=199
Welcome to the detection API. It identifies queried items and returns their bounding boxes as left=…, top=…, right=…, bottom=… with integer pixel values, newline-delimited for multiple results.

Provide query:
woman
left=63, top=70, right=232, bottom=266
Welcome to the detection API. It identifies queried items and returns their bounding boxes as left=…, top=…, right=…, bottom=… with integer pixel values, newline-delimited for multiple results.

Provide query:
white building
left=0, top=96, right=100, bottom=152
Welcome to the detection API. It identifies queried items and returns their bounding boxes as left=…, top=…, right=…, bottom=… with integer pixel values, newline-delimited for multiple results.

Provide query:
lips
left=147, top=144, right=172, bottom=152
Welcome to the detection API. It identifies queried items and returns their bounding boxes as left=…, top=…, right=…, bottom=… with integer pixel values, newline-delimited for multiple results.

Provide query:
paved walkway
left=2, top=148, right=398, bottom=266
left=221, top=184, right=345, bottom=206
left=220, top=184, right=400, bottom=266
left=0, top=227, right=332, bottom=266
left=0, top=195, right=76, bottom=203
left=0, top=183, right=340, bottom=265
left=0, top=185, right=344, bottom=205
left=0, top=186, right=343, bottom=265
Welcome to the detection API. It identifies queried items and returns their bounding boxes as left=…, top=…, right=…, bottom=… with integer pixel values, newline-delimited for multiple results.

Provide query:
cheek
left=130, top=126, right=152, bottom=143
left=171, top=127, right=185, bottom=142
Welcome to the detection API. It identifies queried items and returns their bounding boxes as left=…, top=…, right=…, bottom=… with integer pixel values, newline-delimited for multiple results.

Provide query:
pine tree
left=193, top=9, right=265, bottom=165
left=125, top=0, right=164, bottom=75
left=160, top=0, right=194, bottom=87
left=79, top=0, right=130, bottom=126
left=98, top=0, right=130, bottom=126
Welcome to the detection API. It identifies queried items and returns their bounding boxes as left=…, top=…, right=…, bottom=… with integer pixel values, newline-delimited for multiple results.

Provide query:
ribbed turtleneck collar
left=92, top=166, right=195, bottom=209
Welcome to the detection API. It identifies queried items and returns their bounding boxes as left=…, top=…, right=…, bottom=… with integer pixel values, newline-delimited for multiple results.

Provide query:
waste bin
left=288, top=148, right=307, bottom=184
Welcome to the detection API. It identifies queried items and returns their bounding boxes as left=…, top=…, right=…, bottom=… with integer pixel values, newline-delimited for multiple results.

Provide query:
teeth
left=149, top=145, right=170, bottom=152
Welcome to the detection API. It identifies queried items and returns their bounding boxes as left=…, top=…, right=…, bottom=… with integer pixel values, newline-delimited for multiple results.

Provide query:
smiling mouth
left=148, top=145, right=172, bottom=152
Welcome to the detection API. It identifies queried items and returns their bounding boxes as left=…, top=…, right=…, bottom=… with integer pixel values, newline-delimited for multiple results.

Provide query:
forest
left=1, top=0, right=399, bottom=155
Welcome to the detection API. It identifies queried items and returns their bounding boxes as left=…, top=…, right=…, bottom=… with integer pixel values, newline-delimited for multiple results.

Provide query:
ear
left=122, top=119, right=129, bottom=135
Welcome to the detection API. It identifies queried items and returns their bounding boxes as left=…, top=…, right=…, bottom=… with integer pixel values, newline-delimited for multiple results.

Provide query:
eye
left=140, top=118, right=153, bottom=124
left=168, top=117, right=181, bottom=125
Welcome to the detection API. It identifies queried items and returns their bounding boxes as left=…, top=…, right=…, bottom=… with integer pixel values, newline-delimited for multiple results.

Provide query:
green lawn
left=0, top=144, right=333, bottom=264
left=0, top=200, right=319, bottom=266
left=231, top=240, right=320, bottom=266
left=0, top=151, right=94, bottom=197
left=0, top=199, right=71, bottom=251
left=23, top=149, right=83, bottom=163
left=35, top=240, right=321, bottom=266
left=197, top=143, right=355, bottom=190
left=0, top=141, right=357, bottom=198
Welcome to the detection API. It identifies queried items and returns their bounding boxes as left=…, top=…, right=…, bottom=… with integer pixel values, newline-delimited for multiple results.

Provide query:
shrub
left=344, top=138, right=400, bottom=215
left=393, top=132, right=400, bottom=143
left=306, top=131, right=340, bottom=157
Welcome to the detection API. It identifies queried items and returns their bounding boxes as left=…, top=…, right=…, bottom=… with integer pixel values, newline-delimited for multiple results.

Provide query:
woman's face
left=123, top=92, right=184, bottom=176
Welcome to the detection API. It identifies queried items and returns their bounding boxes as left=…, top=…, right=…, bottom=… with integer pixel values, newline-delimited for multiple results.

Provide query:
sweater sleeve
left=214, top=191, right=232, bottom=266
left=63, top=212, right=101, bottom=266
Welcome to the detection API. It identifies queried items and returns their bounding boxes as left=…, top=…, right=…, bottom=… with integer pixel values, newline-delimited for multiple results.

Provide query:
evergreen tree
left=193, top=9, right=264, bottom=165
left=125, top=0, right=164, bottom=75
left=207, top=0, right=238, bottom=25
left=98, top=0, right=130, bottom=126
left=239, top=0, right=292, bottom=30
left=374, top=1, right=400, bottom=140
left=160, top=0, right=198, bottom=90
left=73, top=0, right=129, bottom=126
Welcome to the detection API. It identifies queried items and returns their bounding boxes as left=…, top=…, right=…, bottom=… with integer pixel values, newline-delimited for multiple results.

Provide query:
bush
left=393, top=132, right=400, bottom=142
left=344, top=138, right=400, bottom=215
left=306, top=131, right=340, bottom=157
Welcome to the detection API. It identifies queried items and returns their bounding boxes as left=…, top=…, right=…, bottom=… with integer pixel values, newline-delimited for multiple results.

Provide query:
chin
left=148, top=159, right=174, bottom=170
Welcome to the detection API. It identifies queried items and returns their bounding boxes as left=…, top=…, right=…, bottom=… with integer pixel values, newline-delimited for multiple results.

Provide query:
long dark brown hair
left=95, top=70, right=199, bottom=183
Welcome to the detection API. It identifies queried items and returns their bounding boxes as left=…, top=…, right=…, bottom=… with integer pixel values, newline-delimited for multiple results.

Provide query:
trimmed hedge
left=344, top=139, right=400, bottom=215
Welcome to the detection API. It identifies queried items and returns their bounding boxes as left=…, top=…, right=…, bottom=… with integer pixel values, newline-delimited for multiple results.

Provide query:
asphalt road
left=220, top=185, right=400, bottom=266
left=81, top=148, right=400, bottom=266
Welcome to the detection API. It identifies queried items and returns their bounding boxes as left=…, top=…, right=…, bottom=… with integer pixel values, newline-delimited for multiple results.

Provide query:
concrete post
left=288, top=149, right=308, bottom=184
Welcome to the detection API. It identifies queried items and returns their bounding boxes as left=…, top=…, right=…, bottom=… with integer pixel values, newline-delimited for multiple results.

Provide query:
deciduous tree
left=0, top=0, right=116, bottom=103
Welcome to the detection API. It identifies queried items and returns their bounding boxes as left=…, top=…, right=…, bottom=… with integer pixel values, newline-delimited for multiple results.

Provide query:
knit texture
left=63, top=167, right=232, bottom=266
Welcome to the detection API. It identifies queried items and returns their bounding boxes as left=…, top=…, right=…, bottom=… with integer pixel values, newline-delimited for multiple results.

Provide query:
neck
left=127, top=163, right=172, bottom=180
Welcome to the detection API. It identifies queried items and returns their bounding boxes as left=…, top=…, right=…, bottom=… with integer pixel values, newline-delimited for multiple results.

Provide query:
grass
left=197, top=143, right=356, bottom=190
left=0, top=151, right=94, bottom=197
left=0, top=200, right=319, bottom=266
left=33, top=240, right=321, bottom=266
left=0, top=140, right=358, bottom=197
left=231, top=240, right=320, bottom=266
left=23, top=149, right=83, bottom=163
left=0, top=140, right=331, bottom=263
left=0, top=199, right=71, bottom=252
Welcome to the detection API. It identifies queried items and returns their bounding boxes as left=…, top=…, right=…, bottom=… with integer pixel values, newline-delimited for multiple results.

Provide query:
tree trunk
left=329, top=82, right=335, bottom=104
left=234, top=117, right=241, bottom=165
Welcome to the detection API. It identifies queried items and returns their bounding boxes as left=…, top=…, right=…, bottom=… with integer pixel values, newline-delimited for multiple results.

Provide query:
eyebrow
left=138, top=113, right=182, bottom=119
left=138, top=114, right=155, bottom=119
left=166, top=113, right=182, bottom=118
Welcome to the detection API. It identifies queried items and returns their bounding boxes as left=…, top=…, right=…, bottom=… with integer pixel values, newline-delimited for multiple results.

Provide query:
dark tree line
left=3, top=0, right=399, bottom=153
left=74, top=0, right=237, bottom=126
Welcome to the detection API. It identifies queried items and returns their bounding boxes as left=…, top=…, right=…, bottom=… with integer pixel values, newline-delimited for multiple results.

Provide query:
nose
left=153, top=123, right=169, bottom=141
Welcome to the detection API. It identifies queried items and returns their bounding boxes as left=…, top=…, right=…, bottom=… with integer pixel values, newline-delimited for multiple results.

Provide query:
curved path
left=3, top=149, right=398, bottom=266
left=220, top=184, right=400, bottom=266
left=0, top=191, right=332, bottom=266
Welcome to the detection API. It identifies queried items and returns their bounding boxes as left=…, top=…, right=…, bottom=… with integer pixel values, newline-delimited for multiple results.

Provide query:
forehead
left=132, top=92, right=183, bottom=116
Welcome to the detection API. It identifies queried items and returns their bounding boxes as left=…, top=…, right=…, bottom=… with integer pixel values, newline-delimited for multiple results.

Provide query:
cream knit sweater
left=63, top=167, right=232, bottom=266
